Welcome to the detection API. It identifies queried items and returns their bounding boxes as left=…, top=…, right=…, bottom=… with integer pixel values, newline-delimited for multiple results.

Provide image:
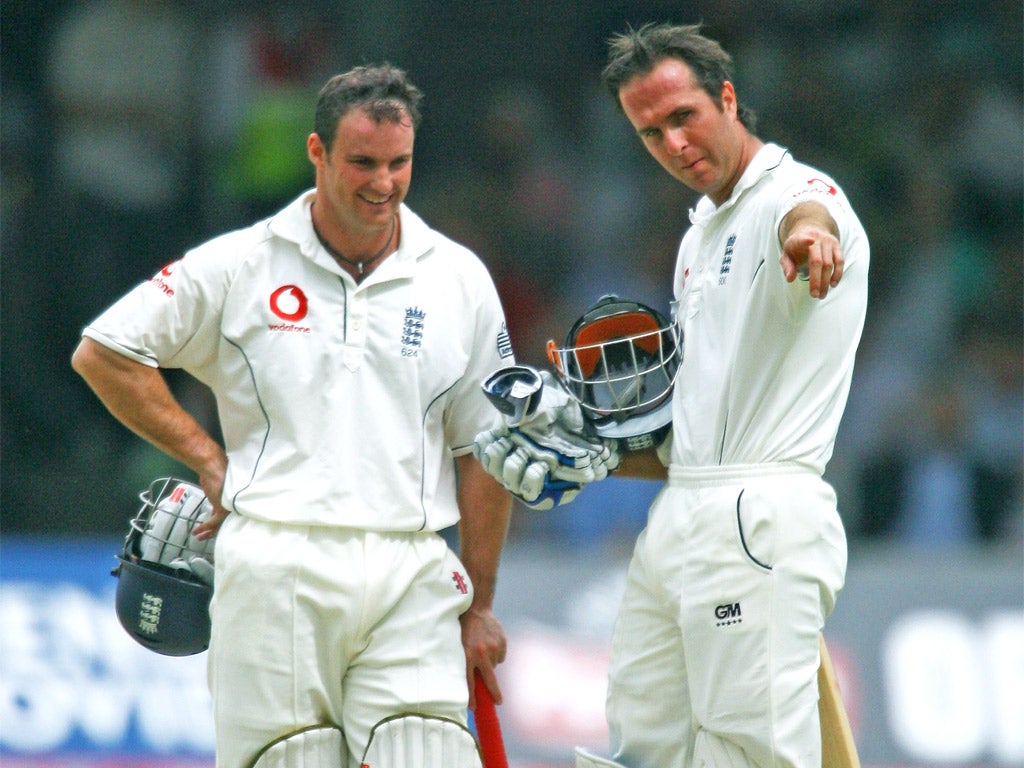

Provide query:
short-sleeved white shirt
left=670, top=143, right=869, bottom=473
left=84, top=191, right=514, bottom=530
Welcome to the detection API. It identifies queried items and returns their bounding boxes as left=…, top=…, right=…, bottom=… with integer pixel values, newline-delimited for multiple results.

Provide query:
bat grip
left=474, top=671, right=509, bottom=768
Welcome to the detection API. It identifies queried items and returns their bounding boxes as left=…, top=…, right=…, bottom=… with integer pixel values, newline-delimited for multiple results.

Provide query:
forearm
left=71, top=337, right=225, bottom=476
left=455, top=453, right=511, bottom=701
left=778, top=201, right=844, bottom=298
left=615, top=446, right=669, bottom=480
left=455, top=454, right=511, bottom=611
left=779, top=200, right=839, bottom=242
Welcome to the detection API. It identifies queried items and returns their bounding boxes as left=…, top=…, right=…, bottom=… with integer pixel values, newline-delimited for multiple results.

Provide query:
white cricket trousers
left=606, top=464, right=847, bottom=768
left=207, top=514, right=474, bottom=768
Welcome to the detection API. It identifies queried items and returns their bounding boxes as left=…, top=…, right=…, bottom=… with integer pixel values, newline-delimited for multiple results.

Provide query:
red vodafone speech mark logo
left=269, top=285, right=309, bottom=322
left=807, top=178, right=837, bottom=195
left=150, top=262, right=177, bottom=296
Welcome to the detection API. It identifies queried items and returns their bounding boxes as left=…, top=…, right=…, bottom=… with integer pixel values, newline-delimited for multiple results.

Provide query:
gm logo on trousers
left=715, top=602, right=742, bottom=626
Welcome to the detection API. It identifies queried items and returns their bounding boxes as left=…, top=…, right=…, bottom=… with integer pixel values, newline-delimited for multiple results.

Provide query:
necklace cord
left=312, top=213, right=396, bottom=275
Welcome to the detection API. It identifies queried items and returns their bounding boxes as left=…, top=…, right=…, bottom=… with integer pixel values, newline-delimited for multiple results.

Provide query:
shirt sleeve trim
left=80, top=328, right=159, bottom=368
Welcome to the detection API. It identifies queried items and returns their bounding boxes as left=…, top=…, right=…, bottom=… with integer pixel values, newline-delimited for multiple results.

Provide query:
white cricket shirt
left=670, top=143, right=869, bottom=474
left=84, top=191, right=514, bottom=530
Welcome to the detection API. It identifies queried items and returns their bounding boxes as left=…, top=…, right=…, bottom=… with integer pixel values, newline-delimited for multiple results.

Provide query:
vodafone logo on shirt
left=270, top=285, right=308, bottom=320
left=149, top=261, right=177, bottom=296
left=268, top=285, right=312, bottom=333
left=791, top=177, right=843, bottom=211
left=806, top=177, right=838, bottom=195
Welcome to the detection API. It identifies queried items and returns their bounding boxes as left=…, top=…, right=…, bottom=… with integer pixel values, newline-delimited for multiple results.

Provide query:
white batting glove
left=167, top=555, right=216, bottom=586
left=476, top=365, right=620, bottom=509
left=509, top=369, right=620, bottom=480
left=473, top=426, right=620, bottom=510
left=138, top=481, right=216, bottom=584
left=509, top=429, right=620, bottom=483
left=474, top=428, right=584, bottom=510
left=485, top=365, right=620, bottom=475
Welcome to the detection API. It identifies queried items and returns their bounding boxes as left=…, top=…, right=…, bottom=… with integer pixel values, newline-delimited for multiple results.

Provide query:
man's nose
left=664, top=127, right=687, bottom=156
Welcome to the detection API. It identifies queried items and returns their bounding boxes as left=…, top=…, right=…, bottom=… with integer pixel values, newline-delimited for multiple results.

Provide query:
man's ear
left=720, top=81, right=738, bottom=116
left=307, top=132, right=325, bottom=166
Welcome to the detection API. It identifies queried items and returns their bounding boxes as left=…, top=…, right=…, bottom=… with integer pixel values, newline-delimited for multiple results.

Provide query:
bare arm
left=455, top=452, right=512, bottom=708
left=779, top=200, right=844, bottom=299
left=614, top=446, right=669, bottom=480
left=71, top=337, right=228, bottom=537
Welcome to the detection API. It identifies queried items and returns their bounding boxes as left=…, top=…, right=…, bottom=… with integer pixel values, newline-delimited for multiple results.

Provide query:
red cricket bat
left=474, top=671, right=509, bottom=768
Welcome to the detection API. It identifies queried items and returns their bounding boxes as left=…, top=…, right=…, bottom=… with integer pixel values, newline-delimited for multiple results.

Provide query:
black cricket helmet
left=547, top=295, right=682, bottom=446
left=113, top=477, right=215, bottom=656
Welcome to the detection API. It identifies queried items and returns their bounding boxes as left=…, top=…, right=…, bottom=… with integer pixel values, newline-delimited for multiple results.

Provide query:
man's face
left=308, top=106, right=414, bottom=233
left=619, top=57, right=743, bottom=205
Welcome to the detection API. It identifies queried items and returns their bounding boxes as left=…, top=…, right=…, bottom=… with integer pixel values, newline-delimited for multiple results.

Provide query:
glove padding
left=488, top=429, right=619, bottom=510
left=475, top=368, right=620, bottom=509
left=137, top=481, right=216, bottom=585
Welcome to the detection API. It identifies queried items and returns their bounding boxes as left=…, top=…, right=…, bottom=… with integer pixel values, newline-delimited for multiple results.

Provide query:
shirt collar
left=267, top=190, right=436, bottom=273
left=689, top=143, right=789, bottom=226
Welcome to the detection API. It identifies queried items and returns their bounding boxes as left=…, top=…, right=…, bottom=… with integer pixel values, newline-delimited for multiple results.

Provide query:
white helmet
left=547, top=295, right=682, bottom=449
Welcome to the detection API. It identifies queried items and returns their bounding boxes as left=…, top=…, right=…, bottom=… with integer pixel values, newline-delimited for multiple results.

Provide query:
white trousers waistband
left=668, top=461, right=819, bottom=487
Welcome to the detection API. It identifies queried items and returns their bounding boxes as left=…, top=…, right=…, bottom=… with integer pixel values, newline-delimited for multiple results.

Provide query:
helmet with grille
left=547, top=295, right=682, bottom=451
left=113, top=477, right=215, bottom=656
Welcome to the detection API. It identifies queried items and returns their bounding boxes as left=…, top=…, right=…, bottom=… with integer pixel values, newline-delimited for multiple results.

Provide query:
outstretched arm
left=71, top=337, right=229, bottom=538
left=455, top=453, right=511, bottom=709
left=779, top=200, right=844, bottom=299
left=615, top=446, right=669, bottom=480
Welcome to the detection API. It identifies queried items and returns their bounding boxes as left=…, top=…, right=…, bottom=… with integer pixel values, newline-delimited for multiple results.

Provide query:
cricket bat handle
left=474, top=671, right=509, bottom=768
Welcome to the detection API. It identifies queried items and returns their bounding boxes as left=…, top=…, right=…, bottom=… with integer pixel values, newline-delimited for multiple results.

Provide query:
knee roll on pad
left=575, top=746, right=630, bottom=768
left=360, top=714, right=483, bottom=768
left=251, top=724, right=346, bottom=768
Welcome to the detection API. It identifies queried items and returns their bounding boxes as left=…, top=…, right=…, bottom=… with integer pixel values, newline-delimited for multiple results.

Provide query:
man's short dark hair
left=314, top=63, right=424, bottom=151
left=602, top=22, right=757, bottom=132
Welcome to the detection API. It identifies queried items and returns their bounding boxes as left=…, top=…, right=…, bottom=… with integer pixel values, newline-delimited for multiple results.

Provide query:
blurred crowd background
left=3, top=0, right=1021, bottom=553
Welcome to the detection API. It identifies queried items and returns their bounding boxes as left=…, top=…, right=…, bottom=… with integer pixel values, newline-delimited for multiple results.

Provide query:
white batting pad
left=575, top=746, right=630, bottom=768
left=251, top=724, right=346, bottom=768
left=360, top=714, right=483, bottom=768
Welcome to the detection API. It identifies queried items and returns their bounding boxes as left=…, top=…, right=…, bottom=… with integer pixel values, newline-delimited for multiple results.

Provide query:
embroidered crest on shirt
left=719, top=234, right=736, bottom=285
left=401, top=306, right=426, bottom=356
left=496, top=322, right=513, bottom=359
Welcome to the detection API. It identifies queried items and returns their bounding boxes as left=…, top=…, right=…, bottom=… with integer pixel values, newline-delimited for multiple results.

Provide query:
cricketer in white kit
left=476, top=24, right=870, bottom=768
left=599, top=143, right=869, bottom=768
left=80, top=193, right=513, bottom=766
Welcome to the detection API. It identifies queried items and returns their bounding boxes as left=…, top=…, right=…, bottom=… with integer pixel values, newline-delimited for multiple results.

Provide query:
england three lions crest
left=401, top=306, right=426, bottom=357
